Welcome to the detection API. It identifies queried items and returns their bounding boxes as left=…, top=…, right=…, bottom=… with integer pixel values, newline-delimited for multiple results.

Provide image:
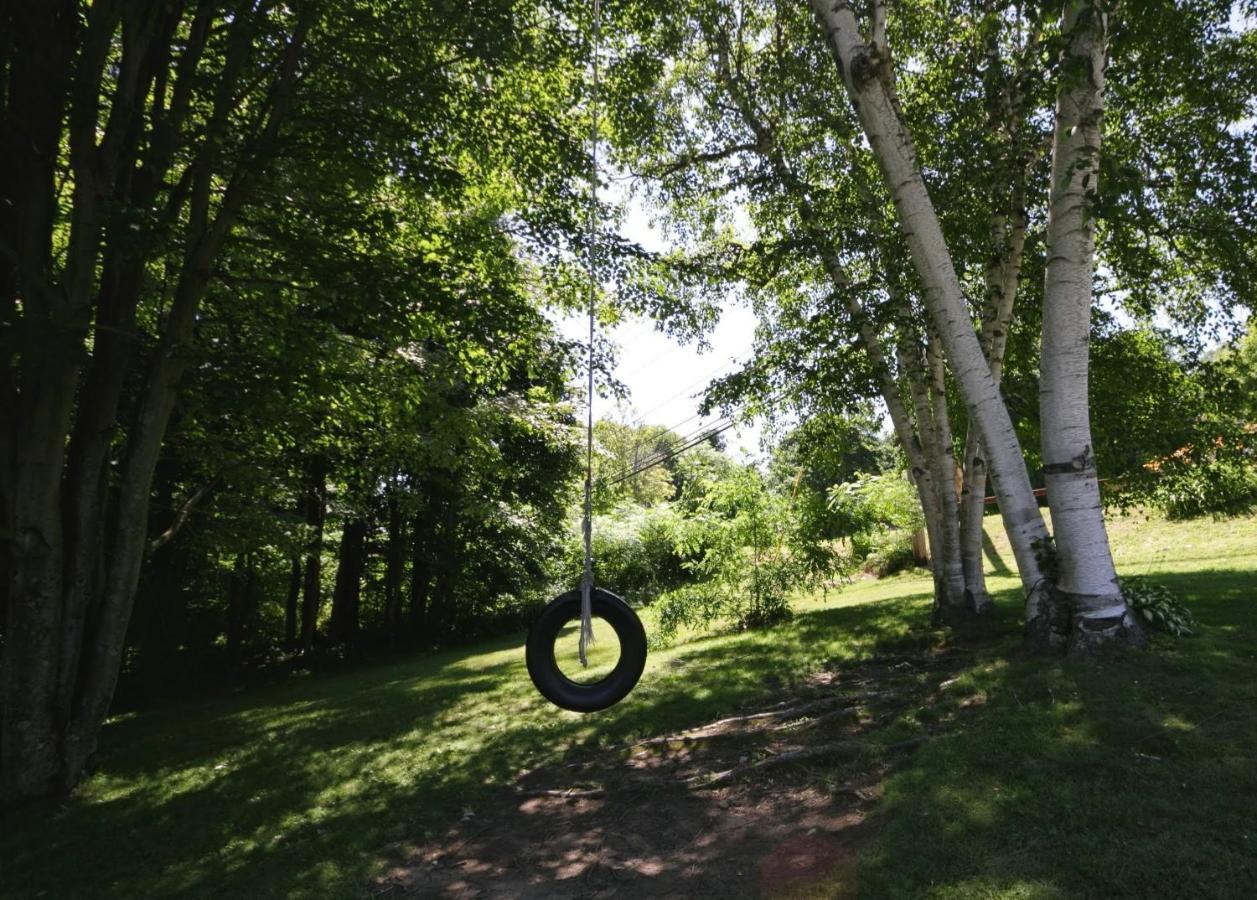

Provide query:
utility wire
left=601, top=417, right=740, bottom=487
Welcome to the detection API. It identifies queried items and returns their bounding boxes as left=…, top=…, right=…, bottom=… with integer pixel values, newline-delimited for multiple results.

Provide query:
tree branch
left=148, top=479, right=216, bottom=554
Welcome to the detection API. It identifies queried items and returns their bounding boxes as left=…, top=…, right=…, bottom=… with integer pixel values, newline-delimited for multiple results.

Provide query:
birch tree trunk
left=959, top=187, right=1028, bottom=612
left=710, top=25, right=977, bottom=622
left=1039, top=0, right=1143, bottom=654
left=807, top=0, right=1056, bottom=625
left=898, top=329, right=969, bottom=621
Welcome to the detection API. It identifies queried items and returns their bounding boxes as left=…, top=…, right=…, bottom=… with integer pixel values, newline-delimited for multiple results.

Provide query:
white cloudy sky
left=556, top=197, right=770, bottom=463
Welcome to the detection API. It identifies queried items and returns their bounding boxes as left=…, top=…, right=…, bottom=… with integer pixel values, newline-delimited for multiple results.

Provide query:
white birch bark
left=1040, top=0, right=1142, bottom=650
left=807, top=0, right=1054, bottom=619
left=898, top=328, right=968, bottom=619
left=959, top=194, right=1027, bottom=610
left=710, top=40, right=978, bottom=620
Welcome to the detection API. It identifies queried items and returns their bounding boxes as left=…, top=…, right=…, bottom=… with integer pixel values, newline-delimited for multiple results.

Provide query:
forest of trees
left=2, top=0, right=1254, bottom=805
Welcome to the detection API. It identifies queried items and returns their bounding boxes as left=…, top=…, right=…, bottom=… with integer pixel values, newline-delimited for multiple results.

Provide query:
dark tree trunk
left=329, top=520, right=367, bottom=645
left=0, top=0, right=83, bottom=803
left=0, top=3, right=314, bottom=802
left=225, top=553, right=256, bottom=669
left=427, top=491, right=460, bottom=643
left=409, top=510, right=432, bottom=640
left=284, top=556, right=301, bottom=647
left=383, top=493, right=405, bottom=633
left=134, top=539, right=192, bottom=704
left=299, top=455, right=327, bottom=653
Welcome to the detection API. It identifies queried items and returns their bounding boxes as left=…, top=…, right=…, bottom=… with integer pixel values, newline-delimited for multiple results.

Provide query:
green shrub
left=865, top=531, right=917, bottom=577
left=1120, top=575, right=1196, bottom=637
left=1150, top=456, right=1257, bottom=520
left=660, top=467, right=800, bottom=640
left=829, top=472, right=924, bottom=576
left=558, top=502, right=693, bottom=602
left=652, top=583, right=724, bottom=645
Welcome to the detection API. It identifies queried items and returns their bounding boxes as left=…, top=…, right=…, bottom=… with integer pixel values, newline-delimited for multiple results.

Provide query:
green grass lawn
left=2, top=510, right=1255, bottom=898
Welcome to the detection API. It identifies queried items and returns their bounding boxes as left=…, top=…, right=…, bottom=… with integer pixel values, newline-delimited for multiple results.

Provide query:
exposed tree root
left=514, top=787, right=606, bottom=799
left=688, top=742, right=865, bottom=789
left=769, top=706, right=862, bottom=734
left=626, top=691, right=893, bottom=751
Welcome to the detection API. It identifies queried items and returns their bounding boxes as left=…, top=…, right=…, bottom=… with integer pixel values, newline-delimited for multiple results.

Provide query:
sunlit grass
left=2, top=510, right=1255, bottom=898
left=553, top=615, right=621, bottom=683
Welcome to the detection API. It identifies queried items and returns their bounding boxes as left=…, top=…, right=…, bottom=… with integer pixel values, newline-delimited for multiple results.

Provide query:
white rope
left=578, top=0, right=602, bottom=667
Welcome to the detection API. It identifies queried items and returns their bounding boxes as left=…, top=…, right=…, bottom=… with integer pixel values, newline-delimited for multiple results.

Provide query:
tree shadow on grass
left=0, top=589, right=947, bottom=898
left=5, top=566, right=1253, bottom=899
left=982, top=528, right=1013, bottom=576
left=855, top=566, right=1257, bottom=899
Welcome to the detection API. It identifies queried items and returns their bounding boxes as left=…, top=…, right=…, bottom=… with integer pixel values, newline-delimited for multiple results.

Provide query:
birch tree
left=606, top=1, right=1053, bottom=625
left=1039, top=0, right=1143, bottom=650
left=804, top=0, right=1061, bottom=641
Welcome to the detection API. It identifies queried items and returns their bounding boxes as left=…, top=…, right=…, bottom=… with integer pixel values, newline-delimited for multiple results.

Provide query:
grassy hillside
left=2, top=511, right=1254, bottom=898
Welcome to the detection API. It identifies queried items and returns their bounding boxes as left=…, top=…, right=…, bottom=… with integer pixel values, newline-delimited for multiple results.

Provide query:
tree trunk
left=1, top=3, right=314, bottom=802
left=1038, top=0, right=1143, bottom=654
left=409, top=509, right=433, bottom=640
left=329, top=519, right=367, bottom=645
left=285, top=556, right=301, bottom=647
left=0, top=0, right=81, bottom=803
left=134, top=539, right=192, bottom=705
left=899, top=329, right=970, bottom=623
left=958, top=28, right=1037, bottom=614
left=225, top=553, right=256, bottom=669
left=426, top=491, right=460, bottom=643
left=807, top=0, right=1055, bottom=626
left=383, top=493, right=405, bottom=632
left=709, top=44, right=972, bottom=621
left=300, top=455, right=327, bottom=653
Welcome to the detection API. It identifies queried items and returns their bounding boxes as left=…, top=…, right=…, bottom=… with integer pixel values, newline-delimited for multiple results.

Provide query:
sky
left=556, top=198, right=770, bottom=463
left=556, top=2, right=1257, bottom=466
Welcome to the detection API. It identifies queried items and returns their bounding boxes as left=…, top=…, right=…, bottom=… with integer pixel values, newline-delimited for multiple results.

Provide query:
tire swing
left=526, top=0, right=648, bottom=713
left=527, top=586, right=647, bottom=713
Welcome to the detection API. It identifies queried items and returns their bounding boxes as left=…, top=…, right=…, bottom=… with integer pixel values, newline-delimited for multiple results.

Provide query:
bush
left=652, top=578, right=792, bottom=645
left=864, top=531, right=917, bottom=577
left=1120, top=576, right=1195, bottom=637
left=829, top=471, right=924, bottom=576
left=652, top=583, right=725, bottom=645
left=654, top=467, right=802, bottom=641
left=558, top=502, right=692, bottom=602
left=1149, top=456, right=1257, bottom=520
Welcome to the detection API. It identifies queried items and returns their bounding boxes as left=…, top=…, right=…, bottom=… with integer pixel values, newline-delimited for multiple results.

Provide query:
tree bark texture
left=807, top=0, right=1055, bottom=625
left=0, top=2, right=314, bottom=802
left=1038, top=0, right=1143, bottom=653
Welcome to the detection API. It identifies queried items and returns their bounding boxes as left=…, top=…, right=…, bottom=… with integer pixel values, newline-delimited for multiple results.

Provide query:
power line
left=631, top=351, right=750, bottom=422
left=615, top=340, right=688, bottom=380
left=601, top=417, right=739, bottom=487
left=603, top=415, right=731, bottom=483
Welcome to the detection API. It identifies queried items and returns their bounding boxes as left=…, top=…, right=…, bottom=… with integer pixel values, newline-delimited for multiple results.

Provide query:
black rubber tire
left=526, top=587, right=647, bottom=713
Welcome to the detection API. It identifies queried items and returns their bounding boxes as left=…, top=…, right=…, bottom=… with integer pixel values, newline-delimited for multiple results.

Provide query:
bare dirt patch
left=374, top=648, right=969, bottom=899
